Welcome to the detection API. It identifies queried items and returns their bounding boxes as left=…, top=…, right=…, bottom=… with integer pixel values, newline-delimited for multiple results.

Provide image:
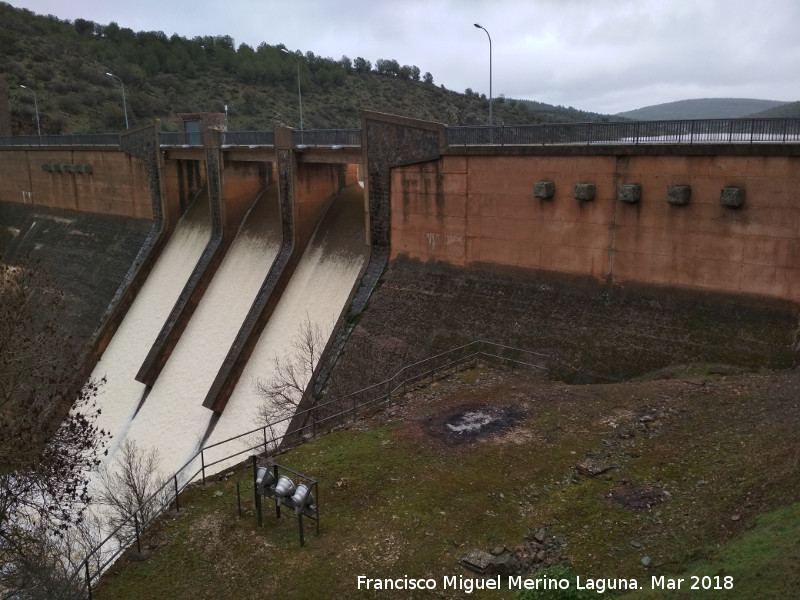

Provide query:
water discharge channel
left=90, top=182, right=368, bottom=486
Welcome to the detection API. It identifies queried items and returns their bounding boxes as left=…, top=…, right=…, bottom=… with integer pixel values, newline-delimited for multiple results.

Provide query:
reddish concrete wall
left=221, top=160, right=264, bottom=232
left=0, top=149, right=152, bottom=218
left=392, top=153, right=800, bottom=305
left=295, top=161, right=345, bottom=247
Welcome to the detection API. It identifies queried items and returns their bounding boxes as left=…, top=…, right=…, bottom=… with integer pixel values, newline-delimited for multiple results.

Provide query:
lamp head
left=291, top=483, right=315, bottom=516
left=255, top=466, right=276, bottom=495
left=474, top=23, right=481, bottom=28
left=274, top=475, right=296, bottom=498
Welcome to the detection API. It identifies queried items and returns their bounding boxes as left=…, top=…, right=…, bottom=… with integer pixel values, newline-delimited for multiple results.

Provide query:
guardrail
left=54, top=340, right=550, bottom=599
left=444, top=118, right=800, bottom=146
left=222, top=130, right=275, bottom=147
left=293, top=128, right=362, bottom=147
left=0, top=133, right=121, bottom=148
left=4, top=119, right=800, bottom=152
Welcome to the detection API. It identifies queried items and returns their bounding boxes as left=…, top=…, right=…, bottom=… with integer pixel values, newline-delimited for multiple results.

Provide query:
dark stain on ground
left=607, top=481, right=669, bottom=510
left=426, top=403, right=528, bottom=445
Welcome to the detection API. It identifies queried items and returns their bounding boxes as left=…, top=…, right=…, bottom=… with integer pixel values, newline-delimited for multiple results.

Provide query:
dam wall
left=0, top=148, right=153, bottom=218
left=390, top=151, right=800, bottom=306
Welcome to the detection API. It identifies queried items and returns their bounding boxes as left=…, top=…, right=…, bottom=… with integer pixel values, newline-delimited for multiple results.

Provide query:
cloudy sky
left=10, top=0, right=800, bottom=115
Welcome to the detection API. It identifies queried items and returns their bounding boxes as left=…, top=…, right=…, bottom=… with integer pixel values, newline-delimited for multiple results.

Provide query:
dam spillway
left=204, top=183, right=369, bottom=467
left=89, top=192, right=212, bottom=462
left=90, top=182, right=367, bottom=480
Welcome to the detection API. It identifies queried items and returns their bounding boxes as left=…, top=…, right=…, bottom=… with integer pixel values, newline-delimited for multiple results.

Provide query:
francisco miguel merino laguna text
left=357, top=574, right=642, bottom=594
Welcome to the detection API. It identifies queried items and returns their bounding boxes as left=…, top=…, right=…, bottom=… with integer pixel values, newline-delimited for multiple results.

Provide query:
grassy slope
left=95, top=363, right=800, bottom=599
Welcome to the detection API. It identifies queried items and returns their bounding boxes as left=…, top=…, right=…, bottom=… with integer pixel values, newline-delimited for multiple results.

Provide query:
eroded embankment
left=0, top=200, right=152, bottom=346
left=326, top=257, right=797, bottom=397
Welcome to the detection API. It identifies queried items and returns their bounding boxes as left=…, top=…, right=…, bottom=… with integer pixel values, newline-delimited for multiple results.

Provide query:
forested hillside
left=0, top=2, right=609, bottom=135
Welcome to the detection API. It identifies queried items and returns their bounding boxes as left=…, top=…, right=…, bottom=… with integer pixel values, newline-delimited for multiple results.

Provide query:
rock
left=641, top=556, right=652, bottom=568
left=460, top=550, right=494, bottom=574
left=486, top=553, right=515, bottom=577
left=536, top=550, right=547, bottom=562
left=491, top=545, right=505, bottom=556
left=630, top=540, right=642, bottom=548
left=731, top=514, right=741, bottom=521
left=576, top=458, right=613, bottom=477
left=534, top=529, right=546, bottom=543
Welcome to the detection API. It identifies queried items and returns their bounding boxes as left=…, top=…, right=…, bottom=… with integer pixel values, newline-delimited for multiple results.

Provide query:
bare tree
left=254, top=314, right=326, bottom=438
left=94, top=439, right=167, bottom=543
left=0, top=256, right=109, bottom=598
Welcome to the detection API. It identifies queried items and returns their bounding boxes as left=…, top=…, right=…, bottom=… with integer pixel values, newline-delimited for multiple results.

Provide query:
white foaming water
left=117, top=188, right=282, bottom=478
left=203, top=184, right=369, bottom=471
left=89, top=195, right=211, bottom=462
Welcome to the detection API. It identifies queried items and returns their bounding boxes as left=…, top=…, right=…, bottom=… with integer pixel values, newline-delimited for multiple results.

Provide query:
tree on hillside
left=353, top=57, right=372, bottom=73
left=0, top=256, right=109, bottom=597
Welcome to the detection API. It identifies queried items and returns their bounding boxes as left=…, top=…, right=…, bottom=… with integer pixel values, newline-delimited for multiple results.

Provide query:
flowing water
left=89, top=194, right=212, bottom=463
left=203, top=184, right=369, bottom=471
left=113, top=187, right=282, bottom=477
left=91, top=183, right=367, bottom=483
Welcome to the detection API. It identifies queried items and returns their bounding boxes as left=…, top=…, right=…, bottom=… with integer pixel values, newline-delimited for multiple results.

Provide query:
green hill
left=617, top=98, right=791, bottom=120
left=746, top=100, right=800, bottom=118
left=0, top=2, right=611, bottom=135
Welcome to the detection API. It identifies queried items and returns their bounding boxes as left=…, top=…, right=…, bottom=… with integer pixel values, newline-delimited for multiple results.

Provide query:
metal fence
left=221, top=130, right=275, bottom=147
left=4, top=119, right=800, bottom=151
left=292, top=128, right=362, bottom=147
left=0, top=133, right=121, bottom=148
left=54, top=340, right=549, bottom=599
left=444, top=118, right=800, bottom=146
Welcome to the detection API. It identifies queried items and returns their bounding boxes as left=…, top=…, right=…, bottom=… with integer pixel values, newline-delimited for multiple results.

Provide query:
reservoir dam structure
left=1, top=112, right=799, bottom=484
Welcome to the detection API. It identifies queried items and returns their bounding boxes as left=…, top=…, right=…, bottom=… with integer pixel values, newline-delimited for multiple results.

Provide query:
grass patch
left=628, top=503, right=800, bottom=599
left=94, top=365, right=800, bottom=599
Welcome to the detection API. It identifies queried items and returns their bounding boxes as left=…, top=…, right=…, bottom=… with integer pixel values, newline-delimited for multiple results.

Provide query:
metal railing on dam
left=0, top=132, right=122, bottom=147
left=2, top=119, right=800, bottom=150
left=445, top=118, right=800, bottom=146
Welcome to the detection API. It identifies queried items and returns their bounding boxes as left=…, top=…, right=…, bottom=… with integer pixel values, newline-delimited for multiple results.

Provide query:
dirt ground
left=358, top=361, right=800, bottom=577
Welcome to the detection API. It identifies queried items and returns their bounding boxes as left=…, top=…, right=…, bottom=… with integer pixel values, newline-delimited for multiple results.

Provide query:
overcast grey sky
left=10, top=0, right=800, bottom=115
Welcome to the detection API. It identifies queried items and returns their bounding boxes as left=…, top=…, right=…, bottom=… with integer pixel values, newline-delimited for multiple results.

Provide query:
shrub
left=514, top=566, right=614, bottom=600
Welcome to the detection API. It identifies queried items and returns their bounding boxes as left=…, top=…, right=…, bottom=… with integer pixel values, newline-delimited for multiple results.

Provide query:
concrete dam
left=2, top=112, right=799, bottom=483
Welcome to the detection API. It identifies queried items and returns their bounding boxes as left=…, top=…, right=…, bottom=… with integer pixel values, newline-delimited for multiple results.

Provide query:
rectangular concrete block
left=574, top=183, right=596, bottom=201
left=534, top=181, right=555, bottom=200
left=720, top=186, right=745, bottom=208
left=667, top=185, right=691, bottom=205
left=618, top=183, right=642, bottom=204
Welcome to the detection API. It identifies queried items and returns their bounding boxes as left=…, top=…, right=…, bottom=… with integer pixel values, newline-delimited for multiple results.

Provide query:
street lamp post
left=19, top=84, right=41, bottom=136
left=473, top=23, right=493, bottom=129
left=105, top=71, right=129, bottom=129
left=281, top=48, right=304, bottom=143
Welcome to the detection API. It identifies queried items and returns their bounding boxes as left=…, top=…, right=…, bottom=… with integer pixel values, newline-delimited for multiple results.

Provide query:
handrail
left=0, top=133, right=121, bottom=148
left=444, top=118, right=800, bottom=146
left=6, top=118, right=799, bottom=152
left=54, top=340, right=550, bottom=598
